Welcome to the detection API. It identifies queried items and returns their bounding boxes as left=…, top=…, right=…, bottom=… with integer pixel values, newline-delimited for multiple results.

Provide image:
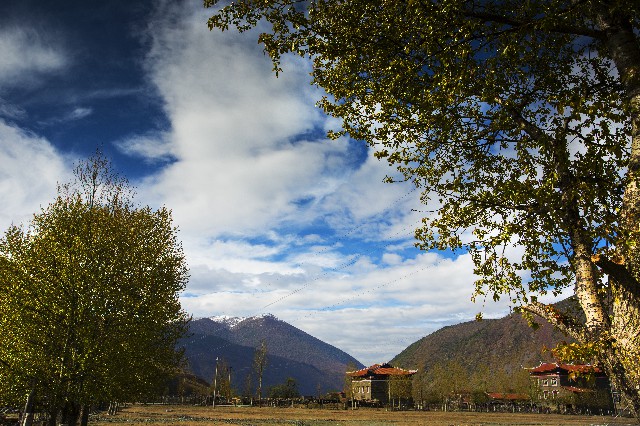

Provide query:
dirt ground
left=89, top=404, right=637, bottom=426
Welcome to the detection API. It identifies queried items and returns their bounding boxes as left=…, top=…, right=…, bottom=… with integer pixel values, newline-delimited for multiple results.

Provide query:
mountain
left=180, top=314, right=364, bottom=396
left=391, top=299, right=580, bottom=373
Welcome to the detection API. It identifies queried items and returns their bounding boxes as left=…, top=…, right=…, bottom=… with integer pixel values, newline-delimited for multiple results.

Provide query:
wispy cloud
left=138, top=4, right=357, bottom=237
left=115, top=131, right=175, bottom=163
left=0, top=26, right=67, bottom=88
left=0, top=99, right=26, bottom=120
left=38, top=107, right=94, bottom=126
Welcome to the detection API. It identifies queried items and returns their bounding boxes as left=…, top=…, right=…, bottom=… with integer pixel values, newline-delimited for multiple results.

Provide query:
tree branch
left=591, top=254, right=640, bottom=298
left=464, top=11, right=603, bottom=39
left=521, top=300, right=586, bottom=341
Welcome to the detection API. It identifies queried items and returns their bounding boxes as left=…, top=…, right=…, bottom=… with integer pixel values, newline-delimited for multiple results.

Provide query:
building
left=486, top=392, right=530, bottom=403
left=528, top=362, right=613, bottom=412
left=346, top=363, right=417, bottom=404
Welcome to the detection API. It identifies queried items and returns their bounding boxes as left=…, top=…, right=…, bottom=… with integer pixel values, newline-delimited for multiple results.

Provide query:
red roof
left=528, top=362, right=602, bottom=374
left=486, top=392, right=529, bottom=401
left=561, top=385, right=593, bottom=393
left=347, top=363, right=417, bottom=378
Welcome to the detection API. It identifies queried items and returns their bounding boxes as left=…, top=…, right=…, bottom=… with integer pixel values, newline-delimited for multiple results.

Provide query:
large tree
left=0, top=154, right=189, bottom=424
left=205, top=0, right=640, bottom=417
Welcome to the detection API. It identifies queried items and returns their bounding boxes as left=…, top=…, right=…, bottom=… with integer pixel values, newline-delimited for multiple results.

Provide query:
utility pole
left=212, top=357, right=219, bottom=408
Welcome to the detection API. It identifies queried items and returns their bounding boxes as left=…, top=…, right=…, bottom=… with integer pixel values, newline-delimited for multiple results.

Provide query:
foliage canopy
left=0, top=154, right=189, bottom=419
left=206, top=0, right=640, bottom=416
left=268, top=377, right=300, bottom=399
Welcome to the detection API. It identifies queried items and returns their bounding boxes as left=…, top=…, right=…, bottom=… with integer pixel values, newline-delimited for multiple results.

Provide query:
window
left=542, top=379, right=548, bottom=386
left=543, top=390, right=549, bottom=399
left=551, top=377, right=557, bottom=386
left=552, top=390, right=558, bottom=398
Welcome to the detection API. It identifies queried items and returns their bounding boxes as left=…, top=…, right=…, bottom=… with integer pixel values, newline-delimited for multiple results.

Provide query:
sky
left=0, top=0, right=564, bottom=366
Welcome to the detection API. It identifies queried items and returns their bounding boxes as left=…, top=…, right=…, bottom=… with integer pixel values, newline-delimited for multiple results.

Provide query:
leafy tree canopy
left=268, top=377, right=300, bottom=399
left=206, top=0, right=640, bottom=417
left=0, top=153, right=189, bottom=420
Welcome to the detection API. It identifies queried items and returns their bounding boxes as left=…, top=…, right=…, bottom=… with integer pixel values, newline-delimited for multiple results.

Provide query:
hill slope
left=181, top=314, right=364, bottom=396
left=391, top=301, right=578, bottom=373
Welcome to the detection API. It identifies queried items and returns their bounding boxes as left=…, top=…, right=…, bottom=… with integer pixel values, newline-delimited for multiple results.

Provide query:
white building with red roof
left=527, top=362, right=613, bottom=412
left=346, top=363, right=417, bottom=404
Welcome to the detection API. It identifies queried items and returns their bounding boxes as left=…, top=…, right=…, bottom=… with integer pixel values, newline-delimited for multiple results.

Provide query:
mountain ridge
left=181, top=314, right=364, bottom=396
left=182, top=300, right=578, bottom=397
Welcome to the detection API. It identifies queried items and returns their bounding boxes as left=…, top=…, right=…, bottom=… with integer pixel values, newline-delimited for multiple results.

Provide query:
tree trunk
left=607, top=280, right=640, bottom=417
left=46, top=410, right=58, bottom=426
left=71, top=403, right=80, bottom=426
left=79, top=405, right=89, bottom=426
left=59, top=402, right=79, bottom=426
left=59, top=403, right=68, bottom=426
left=590, top=8, right=640, bottom=420
left=257, top=376, right=262, bottom=408
left=21, top=389, right=35, bottom=426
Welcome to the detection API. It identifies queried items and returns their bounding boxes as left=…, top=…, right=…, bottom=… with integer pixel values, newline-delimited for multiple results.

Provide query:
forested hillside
left=390, top=300, right=580, bottom=397
left=392, top=299, right=579, bottom=374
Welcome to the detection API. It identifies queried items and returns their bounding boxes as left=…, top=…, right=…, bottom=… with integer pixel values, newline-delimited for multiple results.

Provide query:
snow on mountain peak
left=209, top=313, right=277, bottom=328
left=209, top=315, right=246, bottom=328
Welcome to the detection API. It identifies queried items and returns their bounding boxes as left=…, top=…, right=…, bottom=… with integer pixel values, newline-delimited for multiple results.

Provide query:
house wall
left=531, top=373, right=613, bottom=411
left=351, top=378, right=413, bottom=404
left=351, top=379, right=372, bottom=401
left=351, top=379, right=393, bottom=404
left=535, top=374, right=561, bottom=400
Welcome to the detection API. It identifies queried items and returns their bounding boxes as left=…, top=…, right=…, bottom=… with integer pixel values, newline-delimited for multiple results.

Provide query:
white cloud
left=139, top=0, right=562, bottom=366
left=136, top=4, right=358, bottom=238
left=180, top=249, right=522, bottom=365
left=115, top=131, right=175, bottom=163
left=0, top=120, right=72, bottom=230
left=38, top=106, right=94, bottom=126
left=0, top=100, right=26, bottom=120
left=0, top=27, right=67, bottom=87
left=382, top=253, right=403, bottom=266
left=184, top=237, right=305, bottom=277
left=68, top=107, right=92, bottom=120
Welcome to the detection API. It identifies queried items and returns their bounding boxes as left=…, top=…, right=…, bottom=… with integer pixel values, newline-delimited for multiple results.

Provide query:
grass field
left=89, top=404, right=637, bottom=426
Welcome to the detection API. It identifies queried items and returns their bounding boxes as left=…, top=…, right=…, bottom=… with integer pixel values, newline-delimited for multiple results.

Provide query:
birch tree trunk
left=600, top=11, right=640, bottom=418
left=532, top=9, right=640, bottom=419
left=20, top=389, right=35, bottom=426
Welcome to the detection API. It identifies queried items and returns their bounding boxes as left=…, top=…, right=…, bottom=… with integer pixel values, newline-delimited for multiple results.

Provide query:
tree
left=411, top=360, right=466, bottom=409
left=242, top=372, right=254, bottom=403
left=206, top=0, right=640, bottom=417
left=267, top=377, right=300, bottom=399
left=212, top=358, right=233, bottom=403
left=253, top=339, right=268, bottom=406
left=388, top=375, right=412, bottom=408
left=344, top=361, right=358, bottom=404
left=0, top=154, right=189, bottom=424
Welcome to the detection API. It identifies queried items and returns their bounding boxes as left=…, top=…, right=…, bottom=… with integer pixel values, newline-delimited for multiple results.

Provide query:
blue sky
left=0, top=0, right=563, bottom=365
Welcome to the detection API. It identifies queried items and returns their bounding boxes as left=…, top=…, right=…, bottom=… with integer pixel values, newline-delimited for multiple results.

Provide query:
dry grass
left=89, top=404, right=636, bottom=426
